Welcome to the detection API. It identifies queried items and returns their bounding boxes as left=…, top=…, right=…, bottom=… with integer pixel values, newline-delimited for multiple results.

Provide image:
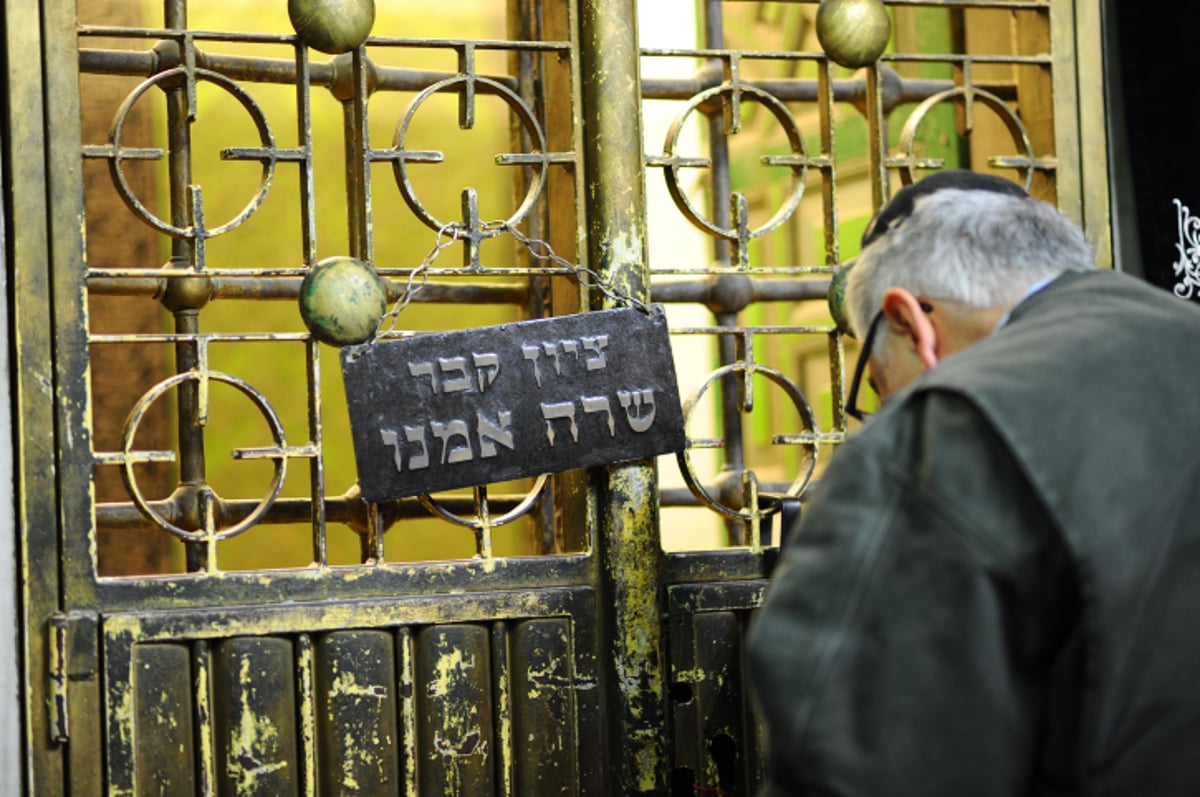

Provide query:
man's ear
left=881, top=288, right=939, bottom=369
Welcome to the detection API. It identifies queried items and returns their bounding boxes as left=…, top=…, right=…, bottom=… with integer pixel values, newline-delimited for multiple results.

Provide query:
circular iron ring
left=119, top=370, right=290, bottom=542
left=417, top=474, right=550, bottom=530
left=661, top=83, right=810, bottom=241
left=676, top=362, right=818, bottom=522
left=106, top=66, right=278, bottom=239
left=391, top=75, right=551, bottom=234
left=895, top=86, right=1039, bottom=191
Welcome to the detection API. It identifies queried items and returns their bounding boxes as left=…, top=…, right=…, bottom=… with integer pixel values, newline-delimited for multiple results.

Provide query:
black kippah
left=860, top=170, right=1029, bottom=248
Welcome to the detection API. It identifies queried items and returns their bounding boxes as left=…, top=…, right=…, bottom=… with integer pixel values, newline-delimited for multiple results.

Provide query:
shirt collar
left=995, top=276, right=1054, bottom=331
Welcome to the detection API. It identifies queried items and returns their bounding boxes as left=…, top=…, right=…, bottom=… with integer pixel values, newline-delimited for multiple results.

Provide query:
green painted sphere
left=816, top=0, right=892, bottom=69
left=299, top=256, right=388, bottom=346
left=288, top=0, right=376, bottom=55
left=828, top=262, right=853, bottom=335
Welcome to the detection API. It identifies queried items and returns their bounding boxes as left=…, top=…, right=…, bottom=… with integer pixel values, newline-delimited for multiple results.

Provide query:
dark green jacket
left=748, top=270, right=1200, bottom=796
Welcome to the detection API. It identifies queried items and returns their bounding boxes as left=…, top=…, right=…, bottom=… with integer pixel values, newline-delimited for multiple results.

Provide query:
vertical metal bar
left=1045, top=0, right=1080, bottom=220
left=1013, top=7, right=1057, bottom=203
left=344, top=47, right=374, bottom=262
left=192, top=640, right=216, bottom=796
left=507, top=0, right=559, bottom=555
left=396, top=627, right=418, bottom=797
left=296, top=43, right=318, bottom=266
left=1068, top=0, right=1111, bottom=266
left=296, top=634, right=318, bottom=797
left=864, top=63, right=890, bottom=210
left=704, top=0, right=732, bottom=269
left=364, top=500, right=384, bottom=563
left=103, top=632, right=135, bottom=795
left=159, top=0, right=212, bottom=573
left=474, top=485, right=493, bottom=560
left=42, top=0, right=96, bottom=597
left=11, top=0, right=65, bottom=788
left=293, top=41, right=328, bottom=566
left=491, top=621, right=513, bottom=797
left=817, top=58, right=839, bottom=268
left=540, top=0, right=592, bottom=553
left=817, top=58, right=850, bottom=430
left=63, top=614, right=102, bottom=796
left=164, top=0, right=194, bottom=271
left=306, top=337, right=327, bottom=566
left=579, top=0, right=667, bottom=793
left=702, top=1, right=750, bottom=546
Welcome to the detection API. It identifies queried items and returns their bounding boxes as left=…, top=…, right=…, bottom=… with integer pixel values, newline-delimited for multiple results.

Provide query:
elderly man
left=747, top=171, right=1200, bottom=796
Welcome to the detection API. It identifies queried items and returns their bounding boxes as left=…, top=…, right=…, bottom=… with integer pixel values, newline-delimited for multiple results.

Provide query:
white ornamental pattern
left=1172, top=198, right=1200, bottom=300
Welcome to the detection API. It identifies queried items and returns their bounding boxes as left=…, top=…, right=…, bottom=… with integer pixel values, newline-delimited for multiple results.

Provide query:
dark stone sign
left=341, top=306, right=685, bottom=502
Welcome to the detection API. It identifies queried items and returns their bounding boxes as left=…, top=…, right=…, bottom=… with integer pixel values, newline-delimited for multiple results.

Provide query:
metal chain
left=372, top=221, right=460, bottom=340
left=371, top=221, right=650, bottom=343
left=484, top=221, right=650, bottom=315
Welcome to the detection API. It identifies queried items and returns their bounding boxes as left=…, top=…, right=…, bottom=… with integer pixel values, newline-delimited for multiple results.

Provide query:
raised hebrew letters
left=341, top=306, right=685, bottom=501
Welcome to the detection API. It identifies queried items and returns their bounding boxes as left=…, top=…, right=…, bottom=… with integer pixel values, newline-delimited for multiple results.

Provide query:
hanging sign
left=341, top=306, right=685, bottom=502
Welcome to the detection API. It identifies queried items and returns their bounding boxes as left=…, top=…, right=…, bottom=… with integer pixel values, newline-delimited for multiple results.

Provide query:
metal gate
left=4, top=0, right=1110, bottom=794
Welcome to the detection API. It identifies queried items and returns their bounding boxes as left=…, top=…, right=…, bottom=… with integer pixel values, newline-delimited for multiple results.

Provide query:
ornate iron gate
left=4, top=0, right=1109, bottom=794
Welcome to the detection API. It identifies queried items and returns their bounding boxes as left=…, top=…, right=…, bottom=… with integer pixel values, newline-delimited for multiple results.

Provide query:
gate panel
left=667, top=581, right=765, bottom=796
left=101, top=589, right=599, bottom=795
left=7, top=0, right=1110, bottom=792
left=213, top=637, right=300, bottom=796
left=133, top=643, right=198, bottom=796
left=637, top=2, right=1110, bottom=794
left=319, top=631, right=400, bottom=795
left=510, top=618, right=580, bottom=794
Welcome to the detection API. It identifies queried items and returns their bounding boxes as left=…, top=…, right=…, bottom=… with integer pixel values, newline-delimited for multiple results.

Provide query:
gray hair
left=845, top=188, right=1096, bottom=347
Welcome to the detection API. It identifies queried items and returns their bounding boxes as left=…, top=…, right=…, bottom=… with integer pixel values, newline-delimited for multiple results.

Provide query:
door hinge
left=47, top=611, right=99, bottom=744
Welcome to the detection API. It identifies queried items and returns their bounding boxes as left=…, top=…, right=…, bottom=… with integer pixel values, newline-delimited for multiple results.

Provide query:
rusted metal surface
left=98, top=588, right=599, bottom=794
left=578, top=0, right=672, bottom=791
left=668, top=581, right=768, bottom=795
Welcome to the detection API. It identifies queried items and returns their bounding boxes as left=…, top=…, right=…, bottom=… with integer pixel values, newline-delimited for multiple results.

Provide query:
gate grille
left=76, top=0, right=1097, bottom=577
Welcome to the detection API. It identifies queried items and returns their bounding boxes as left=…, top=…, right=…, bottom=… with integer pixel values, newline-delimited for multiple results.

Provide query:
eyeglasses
left=845, top=301, right=933, bottom=423
left=845, top=310, right=883, bottom=422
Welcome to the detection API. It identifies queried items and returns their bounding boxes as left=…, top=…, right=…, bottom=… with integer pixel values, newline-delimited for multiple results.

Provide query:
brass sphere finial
left=288, top=0, right=376, bottom=55
left=816, top=0, right=892, bottom=69
left=299, top=256, right=388, bottom=346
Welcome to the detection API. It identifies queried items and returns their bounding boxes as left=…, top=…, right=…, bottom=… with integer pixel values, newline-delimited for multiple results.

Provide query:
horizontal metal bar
left=883, top=52, right=1051, bottom=65
left=659, top=483, right=797, bottom=508
left=94, top=492, right=533, bottom=533
left=650, top=276, right=830, bottom=305
left=77, top=25, right=300, bottom=43
left=89, top=332, right=311, bottom=344
left=671, top=324, right=837, bottom=335
left=94, top=482, right=812, bottom=535
left=78, top=47, right=521, bottom=94
left=87, top=275, right=529, bottom=304
left=77, top=26, right=573, bottom=51
left=647, top=266, right=834, bottom=276
left=641, top=47, right=1050, bottom=65
left=642, top=70, right=1015, bottom=105
left=688, top=431, right=843, bottom=448
left=78, top=46, right=1022, bottom=111
left=362, top=36, right=572, bottom=52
